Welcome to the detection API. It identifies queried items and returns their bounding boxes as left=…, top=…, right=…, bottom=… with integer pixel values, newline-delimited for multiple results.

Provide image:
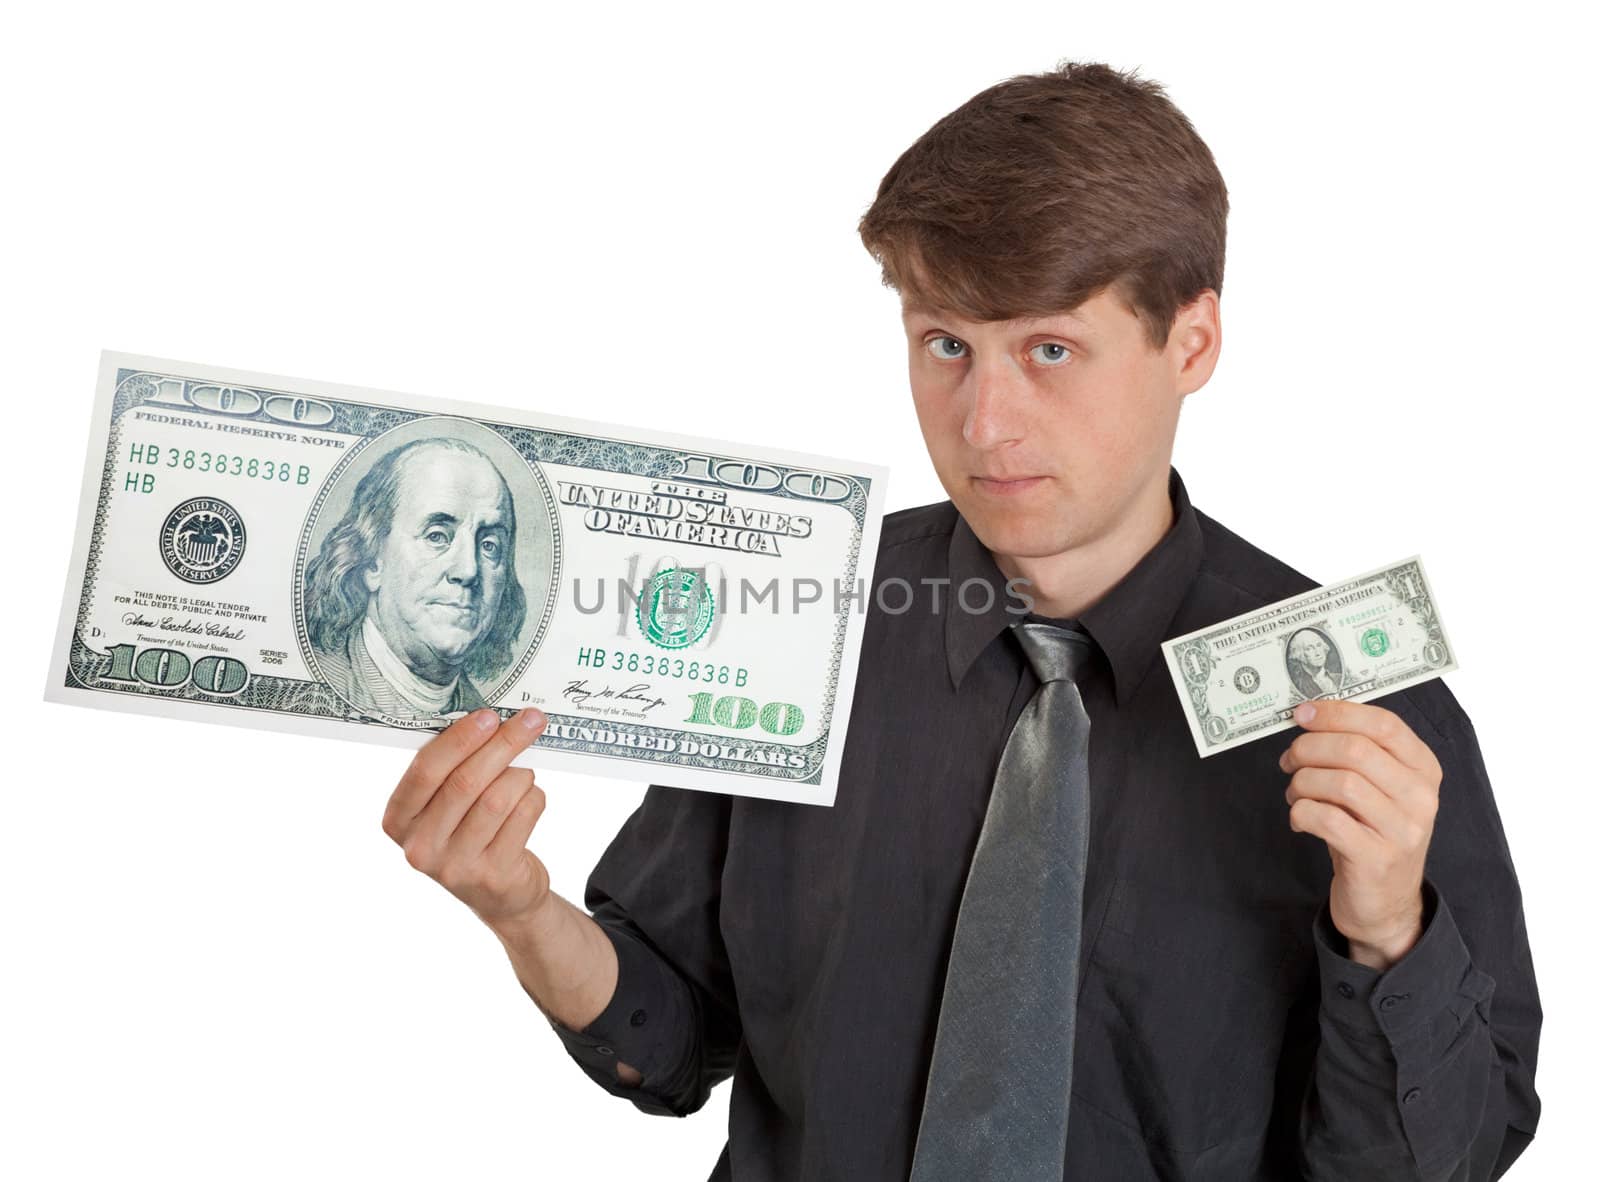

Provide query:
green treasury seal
left=1360, top=626, right=1390, bottom=657
left=637, top=567, right=715, bottom=650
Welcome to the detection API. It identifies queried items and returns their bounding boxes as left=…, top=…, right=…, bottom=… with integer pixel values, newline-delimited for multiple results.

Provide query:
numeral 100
left=683, top=692, right=804, bottom=736
left=103, top=644, right=251, bottom=696
left=679, top=454, right=853, bottom=502
left=145, top=376, right=335, bottom=427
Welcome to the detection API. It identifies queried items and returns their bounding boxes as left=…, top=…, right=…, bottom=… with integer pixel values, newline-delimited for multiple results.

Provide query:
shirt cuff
left=543, top=916, right=695, bottom=1117
left=1312, top=876, right=1498, bottom=1160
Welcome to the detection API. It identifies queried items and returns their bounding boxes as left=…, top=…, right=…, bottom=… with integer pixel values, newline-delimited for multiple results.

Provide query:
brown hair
left=857, top=60, right=1228, bottom=352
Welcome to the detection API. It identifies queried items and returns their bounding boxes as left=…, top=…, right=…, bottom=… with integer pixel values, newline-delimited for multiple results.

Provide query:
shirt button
left=630, top=1009, right=649, bottom=1027
left=1379, top=992, right=1410, bottom=1011
left=1403, top=1087, right=1422, bottom=1105
left=596, top=1046, right=614, bottom=1056
left=1336, top=982, right=1355, bottom=999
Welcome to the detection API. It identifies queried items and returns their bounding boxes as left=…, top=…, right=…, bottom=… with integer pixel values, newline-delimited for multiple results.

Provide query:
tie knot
left=1012, top=621, right=1094, bottom=685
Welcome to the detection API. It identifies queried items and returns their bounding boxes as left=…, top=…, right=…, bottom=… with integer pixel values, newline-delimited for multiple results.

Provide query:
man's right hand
left=381, top=706, right=552, bottom=928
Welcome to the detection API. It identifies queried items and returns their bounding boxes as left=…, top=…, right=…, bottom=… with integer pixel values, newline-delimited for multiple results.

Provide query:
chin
left=963, top=518, right=1064, bottom=566
left=419, top=633, right=475, bottom=666
left=957, top=487, right=1046, bottom=533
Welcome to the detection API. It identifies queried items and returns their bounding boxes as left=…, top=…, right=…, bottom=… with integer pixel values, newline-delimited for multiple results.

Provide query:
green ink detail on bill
left=1360, top=627, right=1389, bottom=657
left=638, top=567, right=715, bottom=650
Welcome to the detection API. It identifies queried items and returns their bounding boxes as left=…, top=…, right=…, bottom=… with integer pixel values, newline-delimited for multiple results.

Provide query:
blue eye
left=924, top=336, right=1070, bottom=365
left=480, top=535, right=503, bottom=561
left=424, top=527, right=452, bottom=548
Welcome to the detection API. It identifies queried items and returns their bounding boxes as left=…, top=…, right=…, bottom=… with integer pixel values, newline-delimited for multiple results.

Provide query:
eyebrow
left=900, top=302, right=1092, bottom=328
left=1017, top=309, right=1091, bottom=327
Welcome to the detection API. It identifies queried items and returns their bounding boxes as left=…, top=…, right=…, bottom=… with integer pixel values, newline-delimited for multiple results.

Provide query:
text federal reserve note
left=1161, top=555, right=1459, bottom=758
left=46, top=353, right=888, bottom=806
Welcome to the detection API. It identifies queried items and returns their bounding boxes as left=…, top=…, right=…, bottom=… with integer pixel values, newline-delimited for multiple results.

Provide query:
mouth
left=971, top=474, right=1048, bottom=496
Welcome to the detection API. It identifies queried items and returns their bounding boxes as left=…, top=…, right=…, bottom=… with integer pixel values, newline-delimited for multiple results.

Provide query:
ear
left=363, top=558, right=381, bottom=594
left=1173, top=290, right=1221, bottom=394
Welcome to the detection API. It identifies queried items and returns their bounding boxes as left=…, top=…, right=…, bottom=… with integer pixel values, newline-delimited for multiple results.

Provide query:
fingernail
left=475, top=709, right=498, bottom=730
left=1294, top=702, right=1316, bottom=723
left=518, top=707, right=546, bottom=731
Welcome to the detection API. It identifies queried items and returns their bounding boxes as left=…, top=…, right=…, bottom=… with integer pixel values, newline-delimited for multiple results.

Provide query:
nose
left=961, top=354, right=1028, bottom=450
left=443, top=531, right=481, bottom=586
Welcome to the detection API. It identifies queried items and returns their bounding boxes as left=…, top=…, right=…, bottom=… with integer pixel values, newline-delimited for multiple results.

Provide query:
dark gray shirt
left=546, top=465, right=1541, bottom=1180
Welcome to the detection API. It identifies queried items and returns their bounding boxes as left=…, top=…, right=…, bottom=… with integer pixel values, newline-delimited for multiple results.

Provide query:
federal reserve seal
left=159, top=497, right=247, bottom=584
left=637, top=567, right=715, bottom=649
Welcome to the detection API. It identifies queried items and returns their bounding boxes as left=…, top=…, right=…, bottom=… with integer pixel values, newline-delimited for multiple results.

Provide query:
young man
left=381, top=62, right=1541, bottom=1179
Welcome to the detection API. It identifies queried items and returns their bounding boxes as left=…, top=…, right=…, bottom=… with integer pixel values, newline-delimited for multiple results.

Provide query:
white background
left=3, top=2, right=1591, bottom=1178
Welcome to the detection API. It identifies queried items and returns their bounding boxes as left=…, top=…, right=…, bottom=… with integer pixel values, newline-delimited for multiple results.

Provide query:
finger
left=1284, top=765, right=1407, bottom=839
left=407, top=708, right=548, bottom=856
left=1288, top=795, right=1380, bottom=862
left=444, top=766, right=537, bottom=863
left=1288, top=698, right=1439, bottom=777
left=384, top=708, right=501, bottom=839
left=1279, top=729, right=1422, bottom=804
left=484, top=776, right=548, bottom=872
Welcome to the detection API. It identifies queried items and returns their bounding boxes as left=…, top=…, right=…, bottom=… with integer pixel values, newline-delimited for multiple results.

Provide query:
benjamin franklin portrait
left=303, top=426, right=553, bottom=720
left=1284, top=626, right=1346, bottom=702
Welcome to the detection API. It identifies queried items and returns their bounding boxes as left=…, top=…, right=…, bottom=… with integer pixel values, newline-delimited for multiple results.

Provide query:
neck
left=992, top=473, right=1176, bottom=619
left=361, top=615, right=461, bottom=716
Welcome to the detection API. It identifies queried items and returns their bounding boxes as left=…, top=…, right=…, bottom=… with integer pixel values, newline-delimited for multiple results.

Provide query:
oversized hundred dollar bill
left=46, top=352, right=888, bottom=806
left=1161, top=555, right=1459, bottom=758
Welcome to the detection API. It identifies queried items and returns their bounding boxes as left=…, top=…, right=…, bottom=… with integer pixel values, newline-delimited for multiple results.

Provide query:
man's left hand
left=1278, top=697, right=1444, bottom=970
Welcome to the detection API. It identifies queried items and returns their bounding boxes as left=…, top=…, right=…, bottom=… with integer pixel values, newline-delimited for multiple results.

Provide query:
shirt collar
left=944, top=464, right=1204, bottom=705
left=361, top=613, right=460, bottom=714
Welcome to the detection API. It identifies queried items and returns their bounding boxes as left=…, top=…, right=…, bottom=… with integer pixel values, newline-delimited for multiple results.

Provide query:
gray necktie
left=909, top=621, right=1094, bottom=1181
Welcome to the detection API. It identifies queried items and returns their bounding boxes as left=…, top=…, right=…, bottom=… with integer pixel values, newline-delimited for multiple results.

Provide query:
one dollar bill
left=46, top=352, right=888, bottom=806
left=1161, top=555, right=1459, bottom=758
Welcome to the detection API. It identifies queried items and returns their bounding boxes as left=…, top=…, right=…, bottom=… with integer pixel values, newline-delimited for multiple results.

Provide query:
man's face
left=365, top=447, right=512, bottom=677
left=901, top=286, right=1212, bottom=566
left=1294, top=634, right=1329, bottom=670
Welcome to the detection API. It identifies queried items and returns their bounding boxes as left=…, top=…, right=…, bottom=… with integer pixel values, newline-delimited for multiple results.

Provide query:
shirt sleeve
left=543, top=783, right=741, bottom=1118
left=1295, top=698, right=1542, bottom=1181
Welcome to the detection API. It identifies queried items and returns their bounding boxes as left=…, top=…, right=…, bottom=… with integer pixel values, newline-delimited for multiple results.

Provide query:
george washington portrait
left=1284, top=626, right=1346, bottom=702
left=303, top=429, right=550, bottom=720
